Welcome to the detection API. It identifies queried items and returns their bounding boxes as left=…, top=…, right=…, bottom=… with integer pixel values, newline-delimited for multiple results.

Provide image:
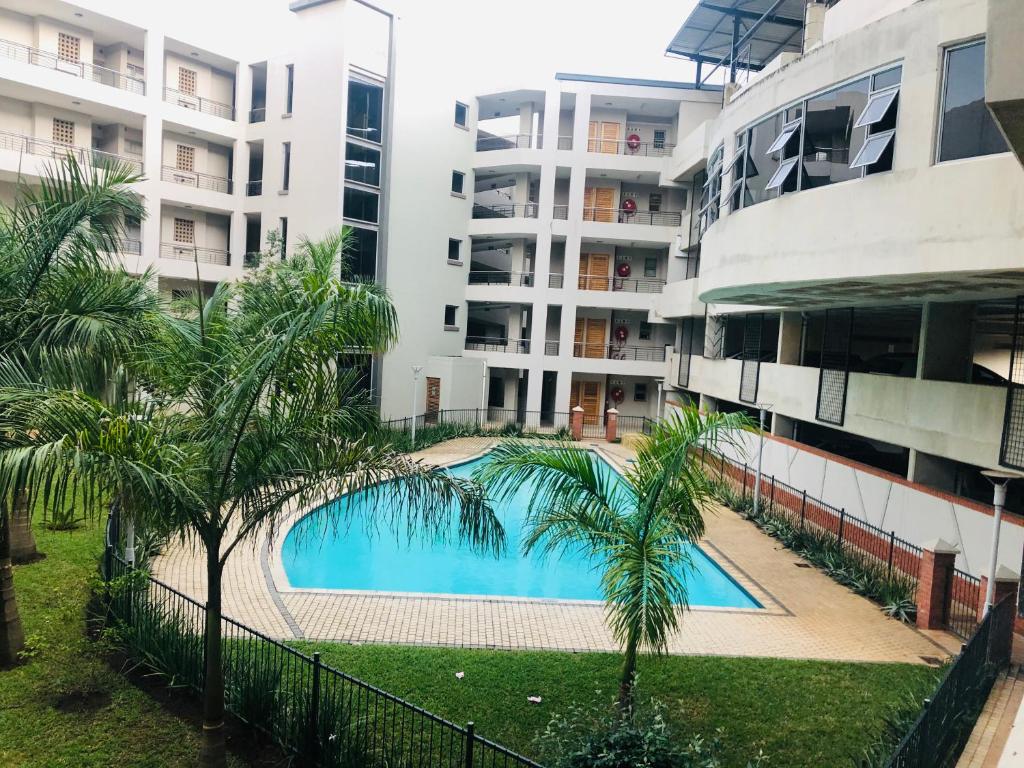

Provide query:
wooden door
left=574, top=318, right=585, bottom=357
left=587, top=121, right=599, bottom=153
left=594, top=188, right=615, bottom=222
left=600, top=122, right=621, bottom=154
left=424, top=376, right=441, bottom=424
left=587, top=253, right=609, bottom=291
left=581, top=381, right=602, bottom=424
left=582, top=187, right=596, bottom=221
left=584, top=318, right=607, bottom=359
left=569, top=381, right=580, bottom=408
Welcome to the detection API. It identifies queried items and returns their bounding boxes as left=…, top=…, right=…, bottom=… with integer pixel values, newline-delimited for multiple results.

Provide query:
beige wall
left=161, top=205, right=230, bottom=250
left=162, top=131, right=231, bottom=177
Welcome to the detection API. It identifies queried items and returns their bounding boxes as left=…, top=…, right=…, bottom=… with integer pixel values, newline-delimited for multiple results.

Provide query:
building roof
left=554, top=72, right=722, bottom=92
left=665, top=0, right=810, bottom=73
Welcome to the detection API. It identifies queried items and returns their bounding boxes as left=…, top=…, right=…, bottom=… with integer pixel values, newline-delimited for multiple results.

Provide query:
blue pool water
left=282, top=453, right=761, bottom=608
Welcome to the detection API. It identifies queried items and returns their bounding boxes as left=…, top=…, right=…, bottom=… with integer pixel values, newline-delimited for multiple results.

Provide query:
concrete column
left=777, top=311, right=803, bottom=366
left=907, top=449, right=958, bottom=492
left=917, top=302, right=974, bottom=383
left=977, top=566, right=1020, bottom=621
left=803, top=2, right=827, bottom=50
left=525, top=364, right=544, bottom=415
left=571, top=405, right=584, bottom=440
left=699, top=394, right=719, bottom=414
left=605, top=408, right=619, bottom=442
left=915, top=539, right=959, bottom=630
left=139, top=30, right=165, bottom=274
left=554, top=370, right=573, bottom=417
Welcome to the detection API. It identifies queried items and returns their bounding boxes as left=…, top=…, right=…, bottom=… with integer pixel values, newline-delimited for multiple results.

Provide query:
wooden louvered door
left=594, top=187, right=615, bottom=222
left=424, top=376, right=441, bottom=424
left=587, top=121, right=599, bottom=153
left=581, top=381, right=602, bottom=424
left=584, top=318, right=607, bottom=359
left=583, top=187, right=596, bottom=221
left=574, top=318, right=585, bottom=357
left=585, top=253, right=609, bottom=291
left=600, top=121, right=620, bottom=154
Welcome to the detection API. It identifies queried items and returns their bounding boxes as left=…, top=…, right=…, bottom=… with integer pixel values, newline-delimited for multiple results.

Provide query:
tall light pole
left=753, top=404, right=772, bottom=516
left=410, top=365, right=423, bottom=450
left=980, top=468, right=1019, bottom=616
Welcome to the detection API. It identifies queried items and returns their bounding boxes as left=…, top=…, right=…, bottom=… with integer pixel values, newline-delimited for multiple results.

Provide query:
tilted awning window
left=854, top=86, right=900, bottom=128
left=767, top=118, right=802, bottom=154
left=849, top=130, right=895, bottom=169
left=765, top=156, right=799, bottom=190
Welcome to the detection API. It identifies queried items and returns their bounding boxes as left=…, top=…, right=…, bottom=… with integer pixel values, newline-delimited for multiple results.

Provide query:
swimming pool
left=281, top=451, right=761, bottom=608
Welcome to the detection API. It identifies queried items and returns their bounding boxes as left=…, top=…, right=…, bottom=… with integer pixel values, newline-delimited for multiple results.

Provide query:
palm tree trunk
left=199, top=541, right=226, bottom=768
left=9, top=489, right=38, bottom=564
left=617, top=632, right=638, bottom=712
left=0, top=504, right=26, bottom=668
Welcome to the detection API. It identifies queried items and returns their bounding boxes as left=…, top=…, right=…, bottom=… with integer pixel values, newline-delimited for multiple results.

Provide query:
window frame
left=854, top=85, right=900, bottom=129
left=935, top=38, right=1009, bottom=165
left=281, top=141, right=291, bottom=191
left=454, top=101, right=468, bottom=128
left=285, top=64, right=295, bottom=115
left=444, top=304, right=458, bottom=328
left=633, top=382, right=648, bottom=402
left=447, top=238, right=462, bottom=263
left=849, top=129, right=896, bottom=170
left=451, top=170, right=465, bottom=196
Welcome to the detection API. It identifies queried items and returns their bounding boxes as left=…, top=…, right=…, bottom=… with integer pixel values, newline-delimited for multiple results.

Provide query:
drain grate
left=793, top=563, right=812, bottom=569
left=919, top=656, right=943, bottom=666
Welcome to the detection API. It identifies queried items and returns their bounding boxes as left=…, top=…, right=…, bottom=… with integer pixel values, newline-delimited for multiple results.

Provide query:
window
left=52, top=118, right=74, bottom=146
left=285, top=64, right=294, bottom=114
left=448, top=238, right=461, bottom=262
left=343, top=187, right=379, bottom=223
left=454, top=101, right=468, bottom=127
left=767, top=118, right=802, bottom=154
left=653, top=129, right=666, bottom=150
left=451, top=171, right=465, bottom=195
left=444, top=304, right=458, bottom=328
left=347, top=79, right=383, bottom=141
left=850, top=131, right=895, bottom=170
left=176, top=144, right=195, bottom=172
left=634, top=383, right=648, bottom=402
left=699, top=144, right=724, bottom=231
left=639, top=321, right=652, bottom=340
left=281, top=142, right=291, bottom=191
left=648, top=192, right=662, bottom=212
left=742, top=114, right=781, bottom=207
left=173, top=217, right=194, bottom=243
left=802, top=77, right=871, bottom=188
left=347, top=226, right=377, bottom=280
left=279, top=217, right=288, bottom=258
left=344, top=142, right=380, bottom=186
left=937, top=40, right=1008, bottom=163
left=765, top=156, right=799, bottom=191
left=644, top=258, right=658, bottom=278
left=178, top=67, right=197, bottom=96
left=57, top=33, right=80, bottom=62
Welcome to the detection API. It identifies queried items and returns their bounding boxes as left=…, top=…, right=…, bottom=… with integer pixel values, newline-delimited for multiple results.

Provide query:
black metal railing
left=118, top=238, right=142, bottom=256
left=556, top=136, right=573, bottom=151
left=587, top=138, right=675, bottom=157
left=576, top=275, right=666, bottom=293
left=0, top=129, right=144, bottom=173
left=161, top=166, right=233, bottom=194
left=946, top=569, right=982, bottom=641
left=246, top=180, right=263, bottom=196
left=551, top=205, right=568, bottom=220
left=572, top=343, right=666, bottom=362
left=883, top=594, right=1014, bottom=768
left=379, top=408, right=653, bottom=437
left=472, top=203, right=538, bottom=219
left=163, top=87, right=235, bottom=120
left=249, top=107, right=266, bottom=123
left=160, top=243, right=230, bottom=266
left=544, top=340, right=559, bottom=356
left=582, top=208, right=683, bottom=226
left=616, top=414, right=656, bottom=435
left=548, top=273, right=564, bottom=289
left=475, top=134, right=532, bottom=151
left=464, top=337, right=530, bottom=354
left=101, top=541, right=542, bottom=768
left=467, top=271, right=534, bottom=286
left=0, top=38, right=145, bottom=94
left=243, top=252, right=262, bottom=268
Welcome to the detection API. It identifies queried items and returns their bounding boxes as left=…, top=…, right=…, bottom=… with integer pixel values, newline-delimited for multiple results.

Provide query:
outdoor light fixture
left=752, top=404, right=773, bottom=517
left=980, top=468, right=1021, bottom=616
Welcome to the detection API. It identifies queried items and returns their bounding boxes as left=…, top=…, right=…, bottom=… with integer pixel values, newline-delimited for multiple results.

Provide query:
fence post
left=719, top=455, right=725, bottom=482
left=800, top=491, right=806, bottom=532
left=887, top=531, right=896, bottom=577
left=770, top=476, right=776, bottom=509
left=837, top=509, right=845, bottom=550
left=915, top=540, right=959, bottom=630
left=308, top=652, right=322, bottom=761
left=741, top=464, right=747, bottom=498
left=464, top=721, right=475, bottom=768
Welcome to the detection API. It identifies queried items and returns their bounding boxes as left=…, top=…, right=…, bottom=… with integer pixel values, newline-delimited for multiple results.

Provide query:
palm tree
left=0, top=156, right=148, bottom=666
left=475, top=407, right=750, bottom=709
left=0, top=230, right=504, bottom=767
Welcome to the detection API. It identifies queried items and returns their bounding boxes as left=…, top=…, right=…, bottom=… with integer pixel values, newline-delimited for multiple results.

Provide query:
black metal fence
left=884, top=594, right=1015, bottom=768
left=378, top=408, right=654, bottom=440
left=102, top=540, right=542, bottom=768
left=946, top=569, right=982, bottom=641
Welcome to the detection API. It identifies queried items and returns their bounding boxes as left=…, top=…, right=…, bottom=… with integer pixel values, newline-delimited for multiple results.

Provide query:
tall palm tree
left=0, top=230, right=504, bottom=767
left=0, top=156, right=149, bottom=666
left=475, top=407, right=750, bottom=709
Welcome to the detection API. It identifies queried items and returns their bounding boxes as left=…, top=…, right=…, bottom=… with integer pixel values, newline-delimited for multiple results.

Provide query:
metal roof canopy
left=666, top=0, right=812, bottom=88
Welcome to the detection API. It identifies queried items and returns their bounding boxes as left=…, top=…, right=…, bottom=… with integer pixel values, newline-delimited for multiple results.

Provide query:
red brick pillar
left=605, top=408, right=618, bottom=443
left=978, top=567, right=1020, bottom=621
left=570, top=406, right=584, bottom=441
left=915, top=539, right=959, bottom=631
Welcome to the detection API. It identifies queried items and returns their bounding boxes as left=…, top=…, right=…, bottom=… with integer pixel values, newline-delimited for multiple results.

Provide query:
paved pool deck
left=152, top=436, right=961, bottom=664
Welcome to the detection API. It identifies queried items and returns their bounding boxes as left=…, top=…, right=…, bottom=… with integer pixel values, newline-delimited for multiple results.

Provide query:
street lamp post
left=980, top=469, right=1019, bottom=616
left=410, top=365, right=423, bottom=450
left=753, top=404, right=772, bottom=517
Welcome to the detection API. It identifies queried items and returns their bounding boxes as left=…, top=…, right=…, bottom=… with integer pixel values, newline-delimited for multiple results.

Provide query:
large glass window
left=801, top=77, right=870, bottom=189
left=699, top=144, right=724, bottom=232
left=346, top=226, right=377, bottom=280
left=347, top=79, right=384, bottom=142
left=937, top=40, right=1008, bottom=162
left=343, top=187, right=379, bottom=223
left=345, top=142, right=380, bottom=186
left=743, top=113, right=781, bottom=206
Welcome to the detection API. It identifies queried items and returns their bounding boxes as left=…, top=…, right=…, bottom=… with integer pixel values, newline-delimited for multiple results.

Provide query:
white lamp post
left=752, top=403, right=772, bottom=516
left=410, top=365, right=423, bottom=449
left=980, top=468, right=1020, bottom=616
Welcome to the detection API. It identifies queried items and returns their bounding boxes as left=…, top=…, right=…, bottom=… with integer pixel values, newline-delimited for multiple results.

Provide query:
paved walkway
left=152, top=437, right=960, bottom=663
left=957, top=638, right=1024, bottom=768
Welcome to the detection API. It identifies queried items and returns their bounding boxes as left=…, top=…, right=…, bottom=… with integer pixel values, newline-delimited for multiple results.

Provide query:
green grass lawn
left=0, top=522, right=253, bottom=768
left=298, top=642, right=940, bottom=768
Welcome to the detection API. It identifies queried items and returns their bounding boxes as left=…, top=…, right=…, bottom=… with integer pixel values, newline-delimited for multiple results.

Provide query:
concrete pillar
left=907, top=449, right=958, bottom=493
left=777, top=311, right=803, bottom=366
left=605, top=408, right=618, bottom=442
left=699, top=394, right=718, bottom=414
left=917, top=302, right=974, bottom=383
left=977, top=566, right=1020, bottom=621
left=771, top=413, right=796, bottom=439
left=519, top=103, right=534, bottom=143
left=915, top=539, right=959, bottom=630
left=803, top=2, right=827, bottom=51
left=554, top=370, right=573, bottom=418
left=571, top=405, right=584, bottom=441
left=139, top=29, right=165, bottom=274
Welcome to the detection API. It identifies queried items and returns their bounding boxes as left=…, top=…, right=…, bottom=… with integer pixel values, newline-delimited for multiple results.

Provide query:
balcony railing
left=0, top=129, right=143, bottom=173
left=464, top=336, right=531, bottom=354
left=587, top=138, right=675, bottom=157
left=552, top=204, right=569, bottom=220
left=583, top=207, right=683, bottom=226
left=243, top=252, right=261, bottom=268
left=0, top=38, right=145, bottom=94
left=548, top=273, right=564, bottom=289
left=572, top=343, right=666, bottom=362
left=557, top=136, right=573, bottom=150
left=467, top=271, right=535, bottom=286
left=577, top=275, right=667, bottom=293
left=161, top=166, right=233, bottom=194
left=163, top=87, right=235, bottom=121
left=472, top=202, right=539, bottom=219
left=544, top=340, right=559, bottom=356
left=246, top=180, right=263, bottom=196
left=249, top=107, right=266, bottom=123
left=119, top=238, right=142, bottom=256
left=160, top=242, right=230, bottom=266
left=476, top=133, right=532, bottom=151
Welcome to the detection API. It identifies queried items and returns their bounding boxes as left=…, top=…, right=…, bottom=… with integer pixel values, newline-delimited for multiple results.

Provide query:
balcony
left=468, top=271, right=534, bottom=286
left=548, top=273, right=564, bottom=289
left=582, top=208, right=682, bottom=226
left=544, top=340, right=560, bottom=355
left=249, top=107, right=266, bottom=124
left=572, top=343, right=666, bottom=362
left=464, top=336, right=531, bottom=354
left=476, top=134, right=532, bottom=151
left=120, top=238, right=142, bottom=256
left=160, top=242, right=230, bottom=266
left=246, top=180, right=263, bottom=196
left=588, top=138, right=674, bottom=158
left=552, top=204, right=569, bottom=220
left=557, top=136, right=573, bottom=150
left=0, top=130, right=143, bottom=173
left=0, top=38, right=145, bottom=94
left=163, top=87, right=235, bottom=121
left=161, top=166, right=233, bottom=194
left=577, top=275, right=666, bottom=294
left=472, top=202, right=538, bottom=219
